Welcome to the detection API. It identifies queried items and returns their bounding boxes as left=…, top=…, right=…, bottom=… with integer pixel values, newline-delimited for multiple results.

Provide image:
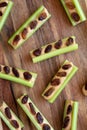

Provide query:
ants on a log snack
left=60, top=0, right=86, bottom=26
left=8, top=5, right=51, bottom=49
left=62, top=100, right=78, bottom=130
left=0, top=64, right=37, bottom=87
left=0, top=0, right=13, bottom=31
left=82, top=82, right=87, bottom=96
left=17, top=94, right=54, bottom=130
left=30, top=36, right=78, bottom=63
left=42, top=60, right=78, bottom=103
left=0, top=101, right=24, bottom=130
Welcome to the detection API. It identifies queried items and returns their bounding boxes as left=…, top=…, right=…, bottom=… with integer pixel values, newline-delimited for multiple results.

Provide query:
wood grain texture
left=0, top=0, right=87, bottom=130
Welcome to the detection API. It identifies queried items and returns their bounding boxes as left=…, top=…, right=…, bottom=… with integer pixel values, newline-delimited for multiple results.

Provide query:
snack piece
left=42, top=60, right=78, bottom=103
left=0, top=0, right=13, bottom=31
left=60, top=0, right=86, bottom=26
left=62, top=100, right=78, bottom=130
left=17, top=94, right=54, bottom=130
left=8, top=5, right=51, bottom=49
left=0, top=64, right=37, bottom=87
left=30, top=36, right=78, bottom=63
left=0, top=101, right=24, bottom=130
left=82, top=82, right=87, bottom=96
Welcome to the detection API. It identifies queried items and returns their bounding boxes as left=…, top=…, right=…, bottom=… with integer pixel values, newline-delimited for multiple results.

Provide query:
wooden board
left=0, top=0, right=87, bottom=129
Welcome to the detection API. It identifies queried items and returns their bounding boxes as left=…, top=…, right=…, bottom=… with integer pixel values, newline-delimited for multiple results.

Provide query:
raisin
left=29, top=102, right=36, bottom=115
left=0, top=11, right=2, bottom=16
left=71, top=12, right=80, bottom=22
left=0, top=65, right=1, bottom=71
left=62, top=116, right=70, bottom=128
left=3, top=66, right=10, bottom=74
left=12, top=67, right=19, bottom=77
left=57, top=72, right=67, bottom=77
left=67, top=105, right=72, bottom=114
left=43, top=124, right=51, bottom=130
left=0, top=2, right=8, bottom=7
left=13, top=35, right=20, bottom=45
left=85, top=83, right=87, bottom=90
left=66, top=37, right=74, bottom=46
left=30, top=20, right=37, bottom=29
left=10, top=120, right=19, bottom=128
left=45, top=45, right=52, bottom=53
left=21, top=28, right=28, bottom=39
left=44, top=88, right=54, bottom=97
left=23, top=72, right=32, bottom=80
left=38, top=12, right=47, bottom=21
left=51, top=78, right=60, bottom=86
left=62, top=64, right=72, bottom=70
left=5, top=107, right=12, bottom=119
left=66, top=2, right=75, bottom=9
left=54, top=40, right=62, bottom=49
left=21, top=95, right=28, bottom=104
left=33, top=48, right=41, bottom=56
left=36, top=112, right=43, bottom=124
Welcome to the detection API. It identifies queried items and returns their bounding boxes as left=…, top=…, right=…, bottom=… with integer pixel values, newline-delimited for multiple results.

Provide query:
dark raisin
left=43, top=124, right=51, bottom=130
left=62, top=116, right=70, bottom=128
left=0, top=11, right=2, bottom=16
left=10, top=120, right=19, bottom=128
left=30, top=20, right=37, bottom=29
left=13, top=35, right=20, bottom=45
left=36, top=112, right=43, bottom=124
left=66, top=2, right=75, bottom=9
left=21, top=28, right=28, bottom=39
left=85, top=83, right=87, bottom=90
left=12, top=67, right=19, bottom=77
left=51, top=78, right=60, bottom=86
left=33, top=48, right=41, bottom=56
left=54, top=40, right=62, bottom=49
left=45, top=45, right=52, bottom=53
left=0, top=2, right=8, bottom=7
left=3, top=66, right=10, bottom=74
left=57, top=71, right=67, bottom=77
left=67, top=105, right=72, bottom=114
left=23, top=72, right=32, bottom=80
left=38, top=12, right=47, bottom=21
left=21, top=95, right=28, bottom=104
left=66, top=37, right=74, bottom=46
left=5, top=107, right=12, bottom=119
left=62, top=64, right=72, bottom=70
left=71, top=12, right=80, bottom=22
left=0, top=66, right=1, bottom=72
left=29, top=102, right=36, bottom=115
left=44, top=88, right=54, bottom=97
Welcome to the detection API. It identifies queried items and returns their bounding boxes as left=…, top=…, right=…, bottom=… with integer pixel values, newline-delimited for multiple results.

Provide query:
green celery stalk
left=0, top=1, right=13, bottom=31
left=0, top=102, right=24, bottom=130
left=8, top=5, right=51, bottom=49
left=62, top=100, right=78, bottom=130
left=17, top=94, right=54, bottom=130
left=60, top=0, right=86, bottom=26
left=30, top=36, right=78, bottom=63
left=0, top=65, right=37, bottom=87
left=42, top=60, right=78, bottom=103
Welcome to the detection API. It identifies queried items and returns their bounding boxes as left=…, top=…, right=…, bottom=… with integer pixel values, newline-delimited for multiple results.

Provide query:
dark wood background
left=0, top=0, right=87, bottom=130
